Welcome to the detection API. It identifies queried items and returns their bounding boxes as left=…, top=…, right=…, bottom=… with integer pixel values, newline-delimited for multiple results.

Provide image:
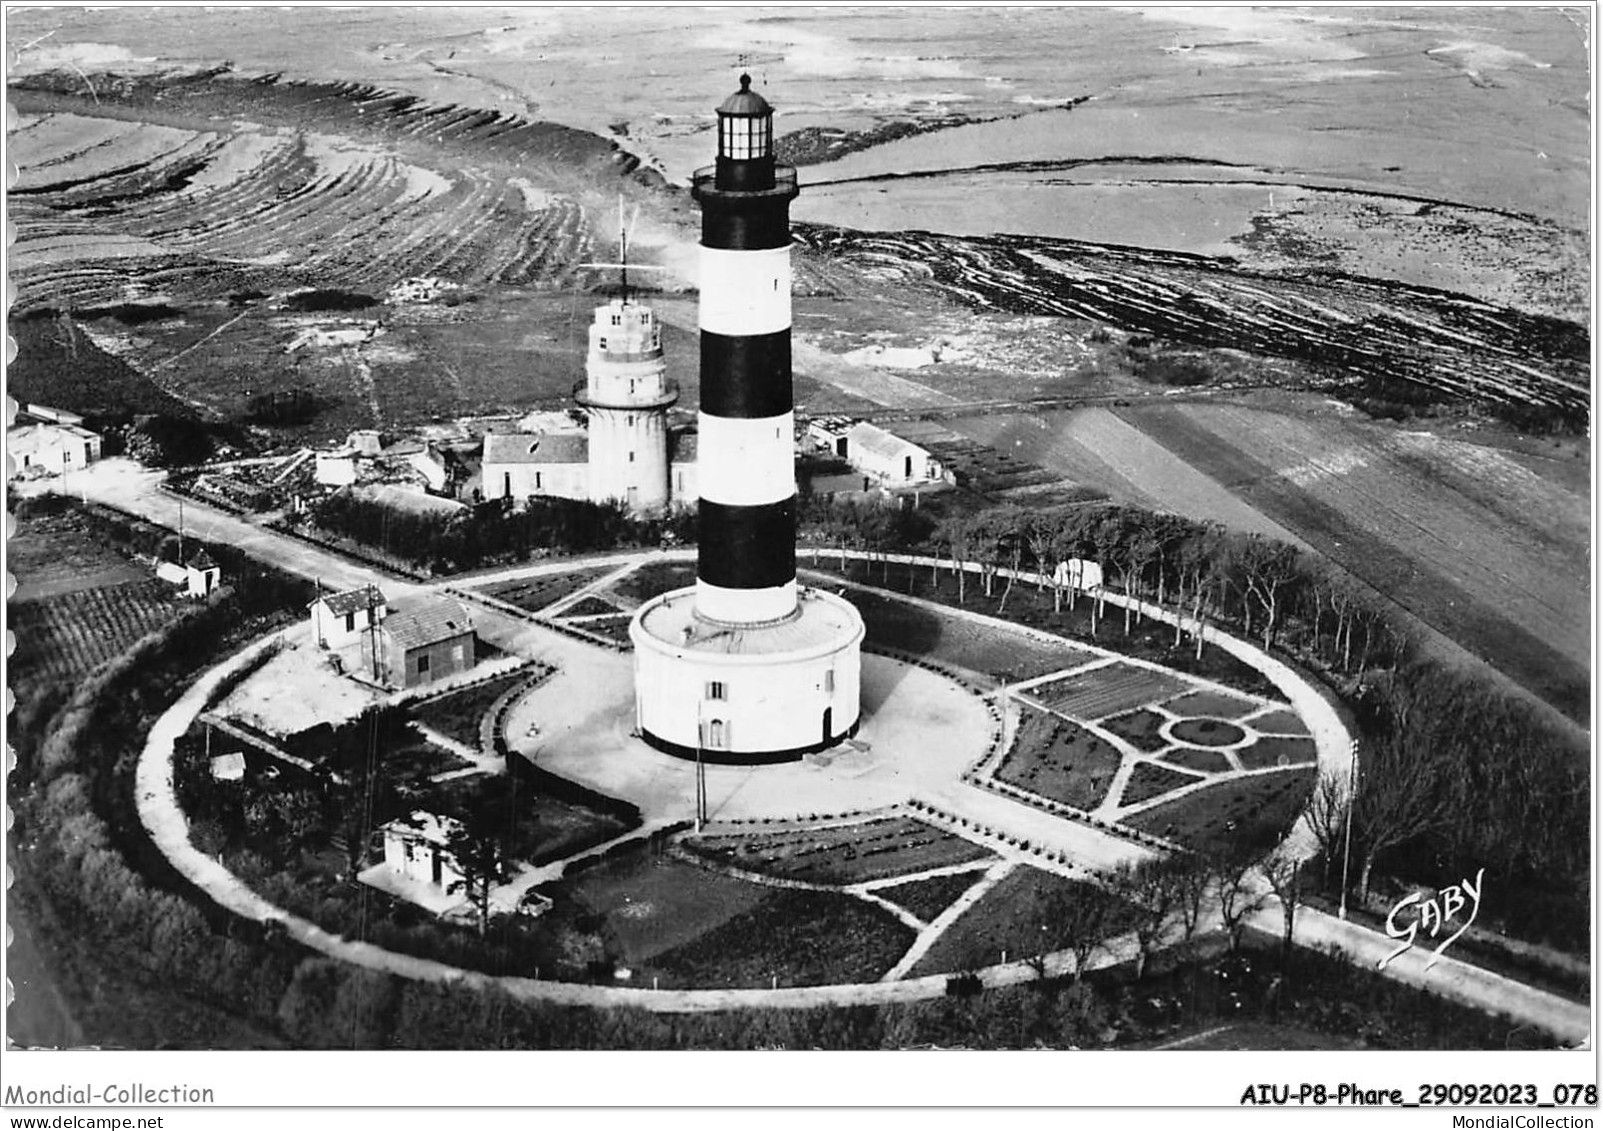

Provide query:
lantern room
left=715, top=73, right=776, bottom=191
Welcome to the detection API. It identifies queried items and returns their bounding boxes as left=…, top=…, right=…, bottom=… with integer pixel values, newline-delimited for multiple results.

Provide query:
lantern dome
left=718, top=73, right=771, bottom=117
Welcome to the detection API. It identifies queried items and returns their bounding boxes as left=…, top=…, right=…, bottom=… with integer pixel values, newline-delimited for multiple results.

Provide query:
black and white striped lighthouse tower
left=690, top=73, right=799, bottom=625
left=630, top=76, right=864, bottom=764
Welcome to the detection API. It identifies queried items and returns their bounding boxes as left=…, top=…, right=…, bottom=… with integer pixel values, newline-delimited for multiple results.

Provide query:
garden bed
left=684, top=817, right=994, bottom=886
left=994, top=707, right=1122, bottom=810
left=873, top=869, right=988, bottom=924
left=1236, top=735, right=1318, bottom=769
left=1123, top=767, right=1316, bottom=854
left=909, top=865, right=1141, bottom=976
left=409, top=666, right=549, bottom=747
left=608, top=561, right=698, bottom=603
left=1101, top=708, right=1170, bottom=753
left=1119, top=762, right=1203, bottom=806
left=476, top=568, right=610, bottom=613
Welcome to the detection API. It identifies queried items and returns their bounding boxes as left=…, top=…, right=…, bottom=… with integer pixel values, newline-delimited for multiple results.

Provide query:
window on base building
left=417, top=653, right=430, bottom=676
left=824, top=669, right=835, bottom=693
left=706, top=680, right=726, bottom=701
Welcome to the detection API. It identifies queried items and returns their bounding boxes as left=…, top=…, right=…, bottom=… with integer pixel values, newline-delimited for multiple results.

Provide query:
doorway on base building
left=822, top=707, right=832, bottom=746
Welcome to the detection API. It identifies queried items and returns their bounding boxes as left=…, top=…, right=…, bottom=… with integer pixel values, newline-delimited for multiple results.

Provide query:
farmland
left=1116, top=402, right=1590, bottom=721
left=10, top=578, right=185, bottom=683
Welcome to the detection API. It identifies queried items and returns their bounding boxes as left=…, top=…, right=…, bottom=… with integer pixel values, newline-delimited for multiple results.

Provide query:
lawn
left=1250, top=708, right=1309, bottom=735
left=1236, top=735, right=1319, bottom=770
left=684, top=817, right=995, bottom=886
left=825, top=584, right=1082, bottom=682
left=608, top=561, right=698, bottom=603
left=569, top=852, right=770, bottom=965
left=910, top=865, right=1141, bottom=976
left=994, top=707, right=1123, bottom=810
left=1119, top=762, right=1204, bottom=807
left=559, top=595, right=625, bottom=618
left=873, top=869, right=988, bottom=924
left=477, top=568, right=610, bottom=613
left=647, top=887, right=915, bottom=988
left=1123, top=767, right=1316, bottom=854
left=1162, top=748, right=1233, bottom=774
left=1101, top=708, right=1170, bottom=753
left=1163, top=689, right=1262, bottom=719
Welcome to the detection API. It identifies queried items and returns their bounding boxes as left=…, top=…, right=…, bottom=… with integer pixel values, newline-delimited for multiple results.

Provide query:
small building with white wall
left=185, top=551, right=222, bottom=598
left=8, top=406, right=102, bottom=479
left=845, top=421, right=946, bottom=487
left=310, top=584, right=389, bottom=649
left=378, top=811, right=466, bottom=902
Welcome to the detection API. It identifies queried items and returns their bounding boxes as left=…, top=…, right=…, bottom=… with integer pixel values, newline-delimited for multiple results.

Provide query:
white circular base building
left=630, top=585, right=865, bottom=764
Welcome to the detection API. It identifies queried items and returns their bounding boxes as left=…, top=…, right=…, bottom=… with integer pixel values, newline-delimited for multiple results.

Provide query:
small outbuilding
left=845, top=422, right=945, bottom=487
left=379, top=810, right=466, bottom=895
left=364, top=598, right=475, bottom=689
left=310, top=584, right=389, bottom=649
left=185, top=550, right=222, bottom=598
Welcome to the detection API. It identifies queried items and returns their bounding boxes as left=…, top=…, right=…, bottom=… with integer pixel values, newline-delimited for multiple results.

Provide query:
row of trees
left=304, top=490, right=698, bottom=574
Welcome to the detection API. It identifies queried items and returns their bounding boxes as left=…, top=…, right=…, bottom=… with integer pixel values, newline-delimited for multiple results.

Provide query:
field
left=10, top=579, right=184, bottom=683
left=7, top=506, right=151, bottom=600
left=1116, top=403, right=1590, bottom=721
left=994, top=707, right=1122, bottom=810
left=1123, top=767, right=1316, bottom=855
left=909, top=865, right=1141, bottom=977
left=684, top=817, right=995, bottom=886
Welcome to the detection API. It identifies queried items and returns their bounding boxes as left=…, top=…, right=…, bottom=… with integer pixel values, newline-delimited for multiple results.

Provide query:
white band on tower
left=698, top=245, right=792, bottom=337
left=695, top=412, right=795, bottom=507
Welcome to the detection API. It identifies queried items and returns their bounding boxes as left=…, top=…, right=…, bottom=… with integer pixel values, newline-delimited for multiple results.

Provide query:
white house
left=481, top=431, right=590, bottom=503
left=310, top=584, right=389, bottom=649
left=378, top=811, right=466, bottom=900
left=845, top=421, right=946, bottom=487
left=8, top=418, right=102, bottom=479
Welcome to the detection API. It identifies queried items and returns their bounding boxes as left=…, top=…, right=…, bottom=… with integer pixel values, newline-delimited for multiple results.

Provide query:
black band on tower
left=700, top=331, right=792, bottom=419
left=697, top=498, right=797, bottom=592
left=700, top=199, right=792, bottom=251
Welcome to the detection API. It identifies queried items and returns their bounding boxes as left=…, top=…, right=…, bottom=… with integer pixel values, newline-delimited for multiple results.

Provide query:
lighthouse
left=575, top=297, right=678, bottom=515
left=630, top=76, right=864, bottom=764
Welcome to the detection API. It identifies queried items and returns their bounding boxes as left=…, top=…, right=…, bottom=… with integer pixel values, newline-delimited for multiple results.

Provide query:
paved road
left=65, top=461, right=1584, bottom=1038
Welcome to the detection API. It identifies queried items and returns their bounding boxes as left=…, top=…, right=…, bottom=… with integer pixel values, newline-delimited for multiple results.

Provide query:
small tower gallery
left=630, top=76, right=864, bottom=764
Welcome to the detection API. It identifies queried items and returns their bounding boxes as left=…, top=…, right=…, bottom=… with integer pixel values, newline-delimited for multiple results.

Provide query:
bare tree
left=1351, top=689, right=1454, bottom=900
left=1256, top=848, right=1304, bottom=971
left=1212, top=850, right=1270, bottom=953
left=1105, top=858, right=1179, bottom=979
